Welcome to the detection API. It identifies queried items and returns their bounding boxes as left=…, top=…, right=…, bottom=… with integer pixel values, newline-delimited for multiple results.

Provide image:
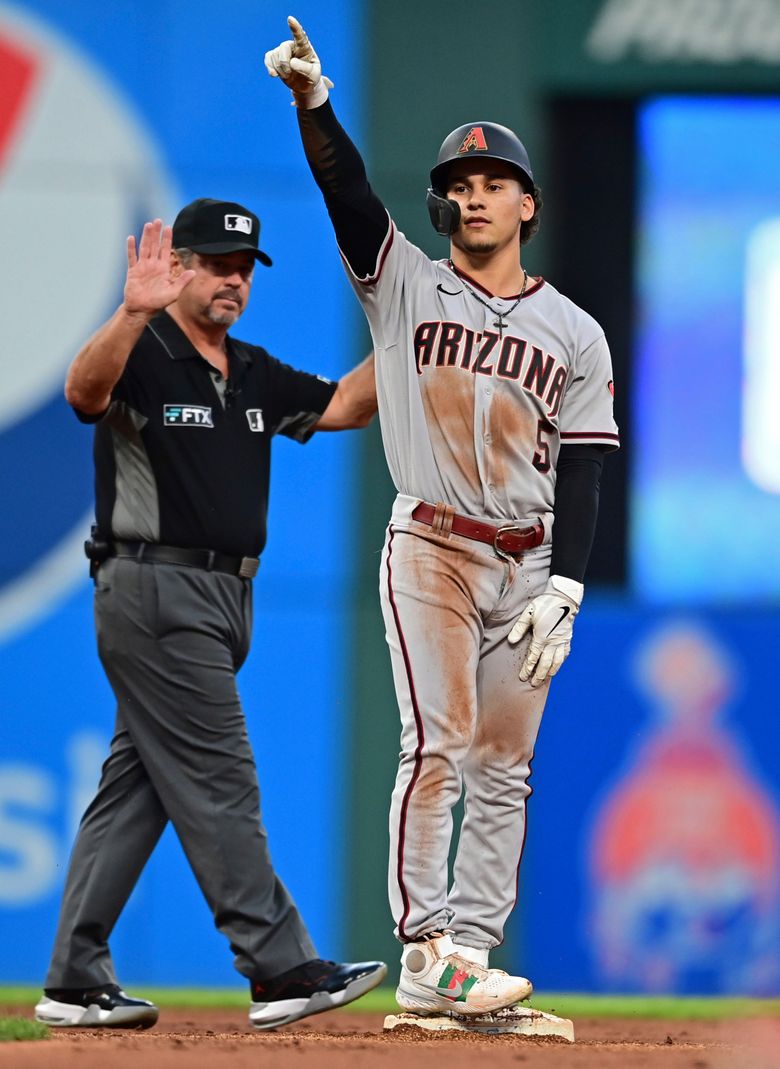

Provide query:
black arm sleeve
left=297, top=100, right=391, bottom=279
left=550, top=444, right=605, bottom=583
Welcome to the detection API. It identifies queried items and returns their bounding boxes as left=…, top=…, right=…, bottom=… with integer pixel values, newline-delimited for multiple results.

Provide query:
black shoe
left=248, top=958, right=387, bottom=1029
left=35, top=984, right=159, bottom=1029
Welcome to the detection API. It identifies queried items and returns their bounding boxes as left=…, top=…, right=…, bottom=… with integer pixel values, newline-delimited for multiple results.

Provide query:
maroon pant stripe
left=385, top=526, right=426, bottom=941
left=508, top=750, right=536, bottom=925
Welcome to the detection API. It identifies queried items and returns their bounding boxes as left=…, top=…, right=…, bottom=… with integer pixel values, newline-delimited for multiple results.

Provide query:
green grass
left=1, top=986, right=779, bottom=1019
left=0, top=1017, right=49, bottom=1042
left=526, top=994, right=780, bottom=1020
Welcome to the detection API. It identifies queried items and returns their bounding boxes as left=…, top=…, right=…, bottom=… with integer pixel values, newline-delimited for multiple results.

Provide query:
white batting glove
left=264, top=15, right=334, bottom=108
left=508, top=575, right=584, bottom=688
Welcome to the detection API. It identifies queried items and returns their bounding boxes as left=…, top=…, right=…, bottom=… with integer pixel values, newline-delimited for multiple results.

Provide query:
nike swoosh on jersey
left=436, top=283, right=462, bottom=296
left=546, top=605, right=571, bottom=637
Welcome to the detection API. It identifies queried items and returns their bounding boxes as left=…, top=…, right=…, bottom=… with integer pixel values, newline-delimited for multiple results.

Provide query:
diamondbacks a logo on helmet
left=458, top=126, right=488, bottom=154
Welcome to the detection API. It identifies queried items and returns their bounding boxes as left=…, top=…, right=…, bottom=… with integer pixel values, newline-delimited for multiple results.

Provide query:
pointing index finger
left=287, top=15, right=307, bottom=45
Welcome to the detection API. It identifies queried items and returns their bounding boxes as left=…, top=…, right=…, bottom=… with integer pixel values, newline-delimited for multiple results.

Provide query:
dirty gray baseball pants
left=45, top=556, right=315, bottom=988
left=380, top=495, right=552, bottom=954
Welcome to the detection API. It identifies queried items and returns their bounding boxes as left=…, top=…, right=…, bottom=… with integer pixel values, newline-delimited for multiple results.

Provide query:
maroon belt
left=411, top=502, right=544, bottom=558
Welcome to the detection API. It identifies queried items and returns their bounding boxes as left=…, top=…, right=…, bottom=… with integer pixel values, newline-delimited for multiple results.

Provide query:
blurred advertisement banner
left=743, top=217, right=780, bottom=494
left=518, top=605, right=780, bottom=996
left=587, top=622, right=780, bottom=994
left=0, top=2, right=176, bottom=637
left=632, top=97, right=780, bottom=602
left=0, top=0, right=360, bottom=985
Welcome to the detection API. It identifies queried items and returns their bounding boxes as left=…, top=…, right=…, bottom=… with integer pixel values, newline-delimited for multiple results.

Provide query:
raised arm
left=64, top=220, right=195, bottom=415
left=265, top=16, right=390, bottom=279
left=315, top=351, right=377, bottom=431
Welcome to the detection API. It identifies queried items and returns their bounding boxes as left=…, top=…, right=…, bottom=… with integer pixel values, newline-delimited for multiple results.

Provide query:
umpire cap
left=172, top=198, right=272, bottom=266
left=430, top=122, right=534, bottom=192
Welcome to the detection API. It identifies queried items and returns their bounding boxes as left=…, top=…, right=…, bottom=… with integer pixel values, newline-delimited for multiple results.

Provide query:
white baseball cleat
left=395, top=932, right=532, bottom=1016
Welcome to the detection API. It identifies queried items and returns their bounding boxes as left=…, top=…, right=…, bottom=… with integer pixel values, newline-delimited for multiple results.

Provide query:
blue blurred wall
left=2, top=2, right=780, bottom=998
left=0, top=0, right=362, bottom=985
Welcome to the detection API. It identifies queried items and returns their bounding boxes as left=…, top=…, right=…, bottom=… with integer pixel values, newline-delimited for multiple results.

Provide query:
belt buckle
left=493, top=523, right=525, bottom=563
left=238, top=557, right=260, bottom=579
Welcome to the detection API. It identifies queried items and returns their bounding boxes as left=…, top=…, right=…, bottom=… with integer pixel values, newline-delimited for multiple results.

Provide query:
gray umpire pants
left=45, top=556, right=316, bottom=988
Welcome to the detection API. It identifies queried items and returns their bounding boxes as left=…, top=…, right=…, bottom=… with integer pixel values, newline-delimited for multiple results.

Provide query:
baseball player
left=266, top=18, right=619, bottom=1017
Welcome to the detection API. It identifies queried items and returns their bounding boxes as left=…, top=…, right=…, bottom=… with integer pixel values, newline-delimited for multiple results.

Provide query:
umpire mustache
left=214, top=287, right=244, bottom=309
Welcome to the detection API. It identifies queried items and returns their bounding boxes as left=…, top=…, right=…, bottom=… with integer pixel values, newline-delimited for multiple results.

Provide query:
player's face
left=445, top=159, right=534, bottom=257
left=173, top=250, right=255, bottom=327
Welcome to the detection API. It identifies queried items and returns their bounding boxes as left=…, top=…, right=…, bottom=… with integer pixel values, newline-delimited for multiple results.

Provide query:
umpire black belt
left=412, top=502, right=544, bottom=558
left=109, top=541, right=260, bottom=579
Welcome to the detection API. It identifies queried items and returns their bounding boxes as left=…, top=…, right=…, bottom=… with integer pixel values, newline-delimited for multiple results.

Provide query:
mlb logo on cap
left=225, top=214, right=252, bottom=235
left=172, top=198, right=272, bottom=266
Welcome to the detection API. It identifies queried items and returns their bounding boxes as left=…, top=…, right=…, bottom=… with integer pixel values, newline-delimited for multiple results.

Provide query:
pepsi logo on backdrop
left=0, top=5, right=177, bottom=637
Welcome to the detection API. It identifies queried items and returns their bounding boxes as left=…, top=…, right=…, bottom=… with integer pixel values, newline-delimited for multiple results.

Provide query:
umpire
left=34, top=200, right=384, bottom=1031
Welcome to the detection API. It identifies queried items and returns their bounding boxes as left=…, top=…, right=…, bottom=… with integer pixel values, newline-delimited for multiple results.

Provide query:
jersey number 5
left=532, top=418, right=555, bottom=473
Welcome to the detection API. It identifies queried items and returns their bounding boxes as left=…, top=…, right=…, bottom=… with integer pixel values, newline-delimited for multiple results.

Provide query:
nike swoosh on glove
left=507, top=574, right=584, bottom=688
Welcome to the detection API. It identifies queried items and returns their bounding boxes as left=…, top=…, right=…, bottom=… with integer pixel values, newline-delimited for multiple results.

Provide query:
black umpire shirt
left=76, top=311, right=337, bottom=558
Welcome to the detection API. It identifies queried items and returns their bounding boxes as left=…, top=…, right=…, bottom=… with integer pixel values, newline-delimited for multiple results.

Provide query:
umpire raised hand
left=35, top=199, right=384, bottom=1032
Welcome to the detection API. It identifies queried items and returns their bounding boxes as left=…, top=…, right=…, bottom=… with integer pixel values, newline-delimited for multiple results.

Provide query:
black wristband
left=550, top=445, right=605, bottom=582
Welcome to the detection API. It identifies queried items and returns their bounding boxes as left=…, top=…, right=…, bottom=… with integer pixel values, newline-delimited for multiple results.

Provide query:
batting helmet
left=426, top=122, right=535, bottom=236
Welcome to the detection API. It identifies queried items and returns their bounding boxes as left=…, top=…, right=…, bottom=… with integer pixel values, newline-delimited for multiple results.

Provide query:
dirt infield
left=1, top=1006, right=779, bottom=1069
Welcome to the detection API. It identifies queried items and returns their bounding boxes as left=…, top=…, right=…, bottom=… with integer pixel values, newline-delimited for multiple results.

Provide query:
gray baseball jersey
left=345, top=219, right=619, bottom=535
left=295, top=94, right=620, bottom=961
left=286, top=41, right=621, bottom=970
left=343, top=218, right=619, bottom=949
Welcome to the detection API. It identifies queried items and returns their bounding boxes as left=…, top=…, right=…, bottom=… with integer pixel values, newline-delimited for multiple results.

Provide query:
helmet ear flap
left=426, top=189, right=461, bottom=236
